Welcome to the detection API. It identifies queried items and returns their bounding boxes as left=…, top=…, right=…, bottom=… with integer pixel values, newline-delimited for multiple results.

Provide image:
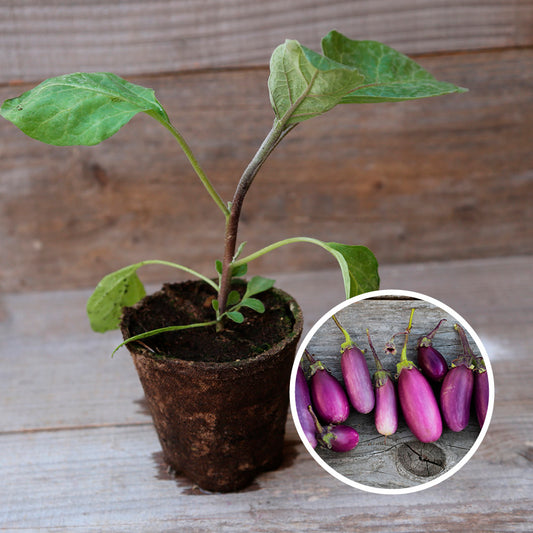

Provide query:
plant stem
left=140, top=259, right=218, bottom=291
left=400, top=308, right=416, bottom=363
left=217, top=120, right=295, bottom=316
left=332, top=315, right=354, bottom=351
left=150, top=113, right=230, bottom=219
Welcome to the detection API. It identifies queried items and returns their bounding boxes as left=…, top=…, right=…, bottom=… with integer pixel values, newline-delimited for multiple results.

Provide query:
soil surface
left=121, top=281, right=296, bottom=363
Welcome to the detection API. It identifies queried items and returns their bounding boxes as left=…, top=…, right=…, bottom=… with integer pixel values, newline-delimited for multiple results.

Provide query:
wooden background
left=0, top=2, right=532, bottom=531
left=1, top=0, right=532, bottom=292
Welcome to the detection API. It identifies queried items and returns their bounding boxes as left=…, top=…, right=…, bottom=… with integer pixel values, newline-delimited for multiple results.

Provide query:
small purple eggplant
left=295, top=364, right=318, bottom=448
left=309, top=406, right=359, bottom=453
left=417, top=319, right=448, bottom=382
left=367, top=329, right=397, bottom=437
left=473, top=356, right=489, bottom=428
left=332, top=315, right=375, bottom=414
left=440, top=324, right=476, bottom=432
left=395, top=309, right=443, bottom=443
left=305, top=349, right=350, bottom=424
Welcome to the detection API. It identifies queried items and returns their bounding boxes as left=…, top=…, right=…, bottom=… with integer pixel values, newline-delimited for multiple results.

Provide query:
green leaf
left=0, top=72, right=169, bottom=146
left=268, top=39, right=364, bottom=125
left=215, top=260, right=223, bottom=275
left=321, top=31, right=467, bottom=103
left=87, top=263, right=146, bottom=333
left=240, top=297, right=266, bottom=314
left=226, top=311, right=245, bottom=324
left=324, top=243, right=380, bottom=298
left=244, top=276, right=276, bottom=298
left=227, top=290, right=241, bottom=306
left=231, top=263, right=248, bottom=277
left=212, top=299, right=219, bottom=312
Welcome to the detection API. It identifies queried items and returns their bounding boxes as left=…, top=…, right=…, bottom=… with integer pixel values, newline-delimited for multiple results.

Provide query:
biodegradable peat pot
left=120, top=280, right=303, bottom=493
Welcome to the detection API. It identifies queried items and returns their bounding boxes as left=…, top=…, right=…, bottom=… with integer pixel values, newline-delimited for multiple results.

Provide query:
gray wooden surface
left=302, top=297, right=483, bottom=490
left=1, top=256, right=532, bottom=531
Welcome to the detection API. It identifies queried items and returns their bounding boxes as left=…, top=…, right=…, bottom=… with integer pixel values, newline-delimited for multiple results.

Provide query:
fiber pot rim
left=120, top=282, right=304, bottom=377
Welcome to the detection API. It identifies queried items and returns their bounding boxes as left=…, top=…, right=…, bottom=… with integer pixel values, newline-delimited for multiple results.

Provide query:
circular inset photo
left=290, top=290, right=494, bottom=494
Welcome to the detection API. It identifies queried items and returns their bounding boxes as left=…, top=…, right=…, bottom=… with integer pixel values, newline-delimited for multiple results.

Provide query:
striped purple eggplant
left=305, top=350, right=350, bottom=424
left=473, top=357, right=489, bottom=428
left=395, top=309, right=443, bottom=443
left=308, top=406, right=359, bottom=452
left=441, top=324, right=476, bottom=432
left=332, top=315, right=375, bottom=414
left=417, top=319, right=448, bottom=382
left=295, top=364, right=318, bottom=448
left=367, top=329, right=397, bottom=437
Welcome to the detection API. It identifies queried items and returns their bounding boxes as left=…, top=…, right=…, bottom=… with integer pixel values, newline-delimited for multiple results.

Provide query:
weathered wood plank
left=1, top=0, right=531, bottom=84
left=0, top=256, right=530, bottom=433
left=0, top=257, right=531, bottom=530
left=1, top=49, right=532, bottom=292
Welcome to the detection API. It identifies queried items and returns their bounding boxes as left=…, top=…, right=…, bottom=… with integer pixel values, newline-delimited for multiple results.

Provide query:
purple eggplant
left=332, top=315, right=375, bottom=414
left=440, top=324, right=476, bottom=432
left=295, top=364, right=318, bottom=448
left=473, top=356, right=489, bottom=428
left=305, top=349, right=350, bottom=424
left=417, top=319, right=448, bottom=382
left=367, top=329, right=397, bottom=437
left=395, top=309, right=443, bottom=443
left=309, top=406, right=359, bottom=453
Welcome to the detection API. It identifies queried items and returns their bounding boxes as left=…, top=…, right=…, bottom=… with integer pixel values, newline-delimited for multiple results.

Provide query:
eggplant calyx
left=309, top=359, right=327, bottom=376
left=396, top=358, right=417, bottom=375
left=374, top=369, right=392, bottom=388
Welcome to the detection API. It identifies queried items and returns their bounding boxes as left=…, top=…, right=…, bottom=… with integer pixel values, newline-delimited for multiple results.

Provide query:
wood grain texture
left=0, top=258, right=531, bottom=531
left=1, top=48, right=532, bottom=292
left=1, top=0, right=532, bottom=84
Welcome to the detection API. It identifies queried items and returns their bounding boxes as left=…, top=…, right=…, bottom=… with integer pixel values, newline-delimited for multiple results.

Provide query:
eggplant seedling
left=308, top=407, right=359, bottom=453
left=305, top=350, right=350, bottom=424
left=366, top=329, right=397, bottom=438
left=440, top=324, right=476, bottom=432
left=0, top=31, right=465, bottom=347
left=295, top=364, right=318, bottom=448
left=332, top=315, right=375, bottom=414
left=417, top=319, right=448, bottom=382
left=395, top=309, right=443, bottom=443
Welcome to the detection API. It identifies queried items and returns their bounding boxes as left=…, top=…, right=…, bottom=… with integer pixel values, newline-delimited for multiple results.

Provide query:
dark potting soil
left=122, top=281, right=296, bottom=363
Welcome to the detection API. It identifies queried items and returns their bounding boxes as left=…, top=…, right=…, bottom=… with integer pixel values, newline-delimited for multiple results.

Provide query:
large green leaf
left=321, top=30, right=467, bottom=103
left=268, top=39, right=364, bottom=125
left=86, top=263, right=146, bottom=333
left=0, top=72, right=169, bottom=145
left=325, top=243, right=380, bottom=297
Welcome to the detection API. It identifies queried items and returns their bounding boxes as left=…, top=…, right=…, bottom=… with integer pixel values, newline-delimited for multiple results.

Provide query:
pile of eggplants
left=295, top=308, right=490, bottom=453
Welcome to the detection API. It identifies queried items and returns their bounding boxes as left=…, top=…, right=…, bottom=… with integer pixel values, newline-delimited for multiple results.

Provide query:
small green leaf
left=215, top=260, right=223, bottom=275
left=321, top=31, right=467, bottom=103
left=212, top=299, right=219, bottom=312
left=0, top=72, right=169, bottom=146
left=231, top=263, right=248, bottom=277
left=241, top=297, right=265, bottom=314
left=268, top=39, right=364, bottom=125
left=244, top=276, right=276, bottom=298
left=87, top=263, right=146, bottom=333
left=233, top=241, right=247, bottom=260
left=226, top=311, right=245, bottom=324
left=227, top=290, right=241, bottom=306
left=324, top=243, right=380, bottom=298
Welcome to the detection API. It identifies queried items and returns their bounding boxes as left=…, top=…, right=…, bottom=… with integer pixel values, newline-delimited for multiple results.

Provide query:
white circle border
left=289, top=289, right=495, bottom=495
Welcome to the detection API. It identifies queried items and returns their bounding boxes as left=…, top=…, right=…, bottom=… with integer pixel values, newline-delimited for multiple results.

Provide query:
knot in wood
left=397, top=441, right=446, bottom=478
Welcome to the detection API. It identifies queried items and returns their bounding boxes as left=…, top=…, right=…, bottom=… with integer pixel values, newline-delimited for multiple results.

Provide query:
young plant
left=440, top=324, right=476, bottom=432
left=332, top=315, right=374, bottom=414
left=305, top=349, right=350, bottom=424
left=1, top=31, right=466, bottom=343
left=417, top=319, right=449, bottom=382
left=366, top=329, right=397, bottom=438
left=394, top=309, right=443, bottom=443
